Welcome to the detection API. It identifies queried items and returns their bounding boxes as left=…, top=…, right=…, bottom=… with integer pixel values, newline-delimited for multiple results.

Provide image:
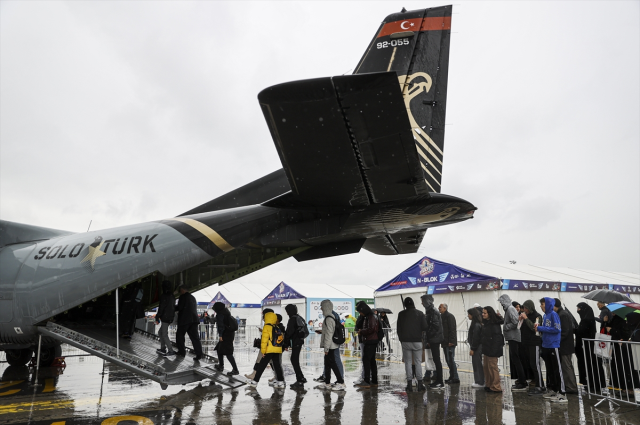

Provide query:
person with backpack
left=481, top=306, right=505, bottom=393
left=318, top=300, right=346, bottom=391
left=246, top=311, right=285, bottom=388
left=212, top=302, right=239, bottom=375
left=355, top=301, right=379, bottom=388
left=314, top=307, right=346, bottom=384
left=267, top=314, right=287, bottom=385
left=245, top=308, right=274, bottom=380
left=285, top=304, right=309, bottom=389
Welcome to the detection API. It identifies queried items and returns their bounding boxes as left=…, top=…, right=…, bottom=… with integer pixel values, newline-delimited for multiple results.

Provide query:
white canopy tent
left=196, top=282, right=272, bottom=327
left=375, top=258, right=640, bottom=331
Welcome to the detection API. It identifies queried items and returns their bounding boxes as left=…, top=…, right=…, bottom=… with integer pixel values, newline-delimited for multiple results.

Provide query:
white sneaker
left=550, top=394, right=568, bottom=403
left=316, top=383, right=332, bottom=390
left=268, top=380, right=276, bottom=387
left=353, top=379, right=364, bottom=385
left=273, top=381, right=285, bottom=389
left=247, top=380, right=258, bottom=387
left=332, top=383, right=347, bottom=391
left=543, top=390, right=557, bottom=399
left=471, top=383, right=484, bottom=388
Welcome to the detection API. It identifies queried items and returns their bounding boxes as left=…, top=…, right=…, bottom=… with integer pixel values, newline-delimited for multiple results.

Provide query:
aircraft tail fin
left=354, top=6, right=452, bottom=193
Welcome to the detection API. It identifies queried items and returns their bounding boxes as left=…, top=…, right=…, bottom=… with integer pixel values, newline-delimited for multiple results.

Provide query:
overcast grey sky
left=1, top=1, right=638, bottom=289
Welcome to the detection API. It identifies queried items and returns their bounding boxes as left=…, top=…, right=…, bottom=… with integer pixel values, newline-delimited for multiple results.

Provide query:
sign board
left=306, top=298, right=353, bottom=328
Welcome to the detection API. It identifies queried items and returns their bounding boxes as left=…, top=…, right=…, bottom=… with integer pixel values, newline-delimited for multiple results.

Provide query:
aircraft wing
left=259, top=72, right=430, bottom=208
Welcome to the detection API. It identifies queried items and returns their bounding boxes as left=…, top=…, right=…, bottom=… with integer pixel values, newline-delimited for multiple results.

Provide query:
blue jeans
left=443, top=345, right=459, bottom=380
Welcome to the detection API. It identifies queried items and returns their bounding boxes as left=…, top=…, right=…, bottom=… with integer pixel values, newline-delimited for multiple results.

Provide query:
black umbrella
left=376, top=307, right=393, bottom=314
left=581, top=289, right=633, bottom=303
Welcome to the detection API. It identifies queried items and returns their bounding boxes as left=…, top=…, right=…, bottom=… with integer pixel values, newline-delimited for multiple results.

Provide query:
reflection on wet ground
left=1, top=345, right=639, bottom=424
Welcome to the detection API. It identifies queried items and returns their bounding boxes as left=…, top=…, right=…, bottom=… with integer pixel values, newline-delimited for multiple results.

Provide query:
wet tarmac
left=1, top=345, right=639, bottom=425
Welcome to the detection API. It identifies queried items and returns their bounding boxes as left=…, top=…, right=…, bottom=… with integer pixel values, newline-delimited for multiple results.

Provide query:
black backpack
left=328, top=315, right=346, bottom=345
left=269, top=324, right=284, bottom=348
left=296, top=315, right=310, bottom=339
left=226, top=314, right=238, bottom=332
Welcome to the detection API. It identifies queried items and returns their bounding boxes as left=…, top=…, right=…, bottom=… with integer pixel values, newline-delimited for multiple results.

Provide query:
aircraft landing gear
left=34, top=344, right=63, bottom=367
left=5, top=348, right=33, bottom=367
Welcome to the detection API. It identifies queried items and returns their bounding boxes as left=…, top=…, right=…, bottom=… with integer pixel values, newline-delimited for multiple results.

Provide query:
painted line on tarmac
left=0, top=395, right=138, bottom=415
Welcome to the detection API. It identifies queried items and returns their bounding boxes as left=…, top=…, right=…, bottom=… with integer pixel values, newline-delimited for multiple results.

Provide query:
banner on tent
left=230, top=303, right=261, bottom=308
left=207, top=292, right=231, bottom=309
left=501, top=280, right=562, bottom=291
left=263, top=299, right=281, bottom=306
left=263, top=281, right=305, bottom=305
left=377, top=257, right=498, bottom=292
left=427, top=279, right=501, bottom=294
left=561, top=282, right=612, bottom=292
left=612, top=285, right=639, bottom=294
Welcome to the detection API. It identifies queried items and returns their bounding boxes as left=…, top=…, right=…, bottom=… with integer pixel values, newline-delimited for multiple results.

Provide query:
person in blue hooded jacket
left=535, top=297, right=567, bottom=404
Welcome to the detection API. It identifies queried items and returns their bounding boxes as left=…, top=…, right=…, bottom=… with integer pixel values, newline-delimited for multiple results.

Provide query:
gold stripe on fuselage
left=169, top=218, right=234, bottom=252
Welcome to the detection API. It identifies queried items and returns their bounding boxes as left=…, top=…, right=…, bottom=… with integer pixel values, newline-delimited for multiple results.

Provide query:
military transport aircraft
left=0, top=5, right=475, bottom=387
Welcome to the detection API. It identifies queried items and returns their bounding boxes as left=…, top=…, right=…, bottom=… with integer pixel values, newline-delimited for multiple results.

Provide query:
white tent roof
left=439, top=259, right=639, bottom=287
left=195, top=282, right=272, bottom=305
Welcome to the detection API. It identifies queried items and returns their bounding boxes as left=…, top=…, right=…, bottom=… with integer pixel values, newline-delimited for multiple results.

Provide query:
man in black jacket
left=398, top=297, right=428, bottom=391
left=554, top=299, right=578, bottom=394
left=439, top=303, right=459, bottom=384
left=212, top=302, right=239, bottom=375
left=284, top=304, right=307, bottom=389
left=175, top=285, right=203, bottom=360
left=155, top=280, right=176, bottom=357
left=421, top=294, right=444, bottom=388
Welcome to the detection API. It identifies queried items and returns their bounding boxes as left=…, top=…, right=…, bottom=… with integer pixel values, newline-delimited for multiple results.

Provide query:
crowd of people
left=150, top=282, right=640, bottom=398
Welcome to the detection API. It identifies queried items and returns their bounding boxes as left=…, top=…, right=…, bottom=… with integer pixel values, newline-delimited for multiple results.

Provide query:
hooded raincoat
left=321, top=300, right=339, bottom=352
left=261, top=312, right=283, bottom=354
left=498, top=294, right=521, bottom=342
left=537, top=297, right=561, bottom=349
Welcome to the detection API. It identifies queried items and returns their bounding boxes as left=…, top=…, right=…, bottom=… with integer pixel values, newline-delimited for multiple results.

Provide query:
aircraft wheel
left=37, top=344, right=63, bottom=367
left=5, top=349, right=33, bottom=367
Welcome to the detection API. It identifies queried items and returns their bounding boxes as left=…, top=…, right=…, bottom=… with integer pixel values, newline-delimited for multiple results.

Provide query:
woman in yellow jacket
left=247, top=312, right=285, bottom=387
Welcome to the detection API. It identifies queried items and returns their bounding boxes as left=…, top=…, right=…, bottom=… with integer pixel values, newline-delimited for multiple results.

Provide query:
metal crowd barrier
left=582, top=338, right=640, bottom=406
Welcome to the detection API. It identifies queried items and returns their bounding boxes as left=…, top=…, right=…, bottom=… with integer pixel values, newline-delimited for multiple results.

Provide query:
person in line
left=175, top=285, right=203, bottom=360
left=467, top=307, right=484, bottom=388
left=421, top=294, right=444, bottom=388
left=439, top=303, right=459, bottom=384
left=497, top=294, right=528, bottom=391
left=512, top=301, right=521, bottom=314
left=246, top=311, right=285, bottom=388
left=594, top=301, right=612, bottom=333
left=481, top=306, right=504, bottom=393
left=519, top=300, right=545, bottom=395
left=355, top=301, right=378, bottom=389
left=319, top=300, right=346, bottom=391
left=536, top=297, right=567, bottom=403
left=608, top=310, right=633, bottom=391
left=397, top=297, right=428, bottom=391
left=575, top=302, right=605, bottom=393
left=245, top=308, right=274, bottom=380
left=314, top=307, right=346, bottom=384
left=344, top=314, right=356, bottom=348
left=513, top=300, right=533, bottom=383
left=379, top=311, right=392, bottom=353
left=352, top=306, right=367, bottom=385
left=202, top=312, right=212, bottom=340
left=266, top=314, right=287, bottom=385
left=284, top=304, right=308, bottom=389
left=155, top=280, right=176, bottom=357
left=212, top=302, right=239, bottom=375
left=553, top=299, right=578, bottom=394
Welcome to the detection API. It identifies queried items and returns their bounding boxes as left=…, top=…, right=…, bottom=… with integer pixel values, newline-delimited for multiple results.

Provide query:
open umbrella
left=376, top=307, right=393, bottom=314
left=582, top=289, right=633, bottom=303
left=607, top=301, right=640, bottom=317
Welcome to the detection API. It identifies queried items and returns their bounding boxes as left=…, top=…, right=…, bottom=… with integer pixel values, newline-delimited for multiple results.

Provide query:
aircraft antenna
left=87, top=220, right=92, bottom=232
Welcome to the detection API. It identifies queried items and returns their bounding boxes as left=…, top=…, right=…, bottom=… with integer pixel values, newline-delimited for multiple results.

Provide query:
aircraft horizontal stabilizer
left=259, top=72, right=429, bottom=208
